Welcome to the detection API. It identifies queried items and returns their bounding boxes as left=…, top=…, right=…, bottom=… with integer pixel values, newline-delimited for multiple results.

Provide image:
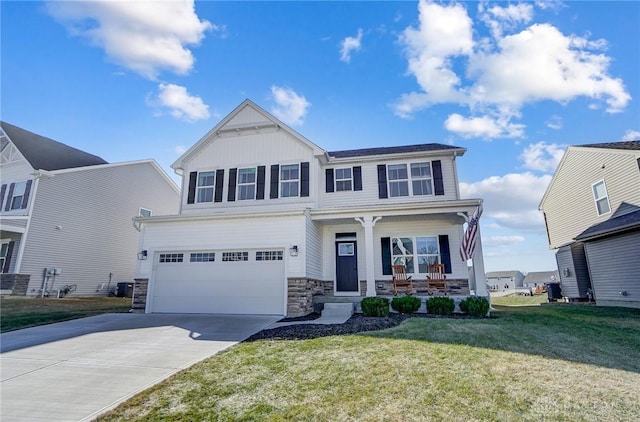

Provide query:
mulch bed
left=245, top=313, right=486, bottom=342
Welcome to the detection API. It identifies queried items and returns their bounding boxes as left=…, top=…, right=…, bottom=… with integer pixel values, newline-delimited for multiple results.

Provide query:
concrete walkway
left=0, top=313, right=279, bottom=422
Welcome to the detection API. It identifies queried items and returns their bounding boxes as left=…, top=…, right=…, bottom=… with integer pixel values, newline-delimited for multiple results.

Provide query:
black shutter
left=377, top=165, right=388, bottom=199
left=187, top=172, right=197, bottom=204
left=2, top=241, right=14, bottom=273
left=0, top=184, right=6, bottom=210
left=5, top=183, right=15, bottom=211
left=21, top=180, right=32, bottom=209
left=439, top=235, right=451, bottom=274
left=433, top=160, right=444, bottom=196
left=325, top=169, right=334, bottom=193
left=353, top=166, right=362, bottom=191
left=256, top=166, right=266, bottom=200
left=381, top=237, right=392, bottom=276
left=270, top=164, right=279, bottom=199
left=228, top=168, right=237, bottom=201
left=214, top=169, right=225, bottom=202
left=300, top=162, right=310, bottom=197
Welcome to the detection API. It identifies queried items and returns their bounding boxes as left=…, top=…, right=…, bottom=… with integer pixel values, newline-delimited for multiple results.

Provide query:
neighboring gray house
left=486, top=270, right=525, bottom=292
left=540, top=141, right=640, bottom=308
left=523, top=271, right=559, bottom=289
left=0, top=121, right=179, bottom=297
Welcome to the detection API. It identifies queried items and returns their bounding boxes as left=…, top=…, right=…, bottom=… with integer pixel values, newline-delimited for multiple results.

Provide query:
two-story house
left=485, top=270, right=525, bottom=293
left=133, top=99, right=487, bottom=317
left=0, top=121, right=179, bottom=297
left=539, top=141, right=640, bottom=308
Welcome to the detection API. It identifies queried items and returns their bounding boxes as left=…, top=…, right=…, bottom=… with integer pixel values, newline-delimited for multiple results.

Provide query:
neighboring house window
left=391, top=236, right=440, bottom=274
left=197, top=171, right=215, bottom=203
left=256, top=251, right=283, bottom=261
left=237, top=167, right=257, bottom=200
left=222, top=252, right=249, bottom=262
left=0, top=241, right=10, bottom=272
left=190, top=252, right=215, bottom=262
left=10, top=181, right=26, bottom=210
left=388, top=164, right=409, bottom=197
left=139, top=208, right=152, bottom=218
left=410, top=162, right=433, bottom=195
left=592, top=180, right=611, bottom=215
left=159, top=253, right=183, bottom=263
left=280, top=164, right=299, bottom=197
left=335, top=168, right=352, bottom=191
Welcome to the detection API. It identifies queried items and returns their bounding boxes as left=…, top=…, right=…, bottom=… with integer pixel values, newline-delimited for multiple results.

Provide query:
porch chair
left=392, top=264, right=413, bottom=296
left=426, top=263, right=447, bottom=295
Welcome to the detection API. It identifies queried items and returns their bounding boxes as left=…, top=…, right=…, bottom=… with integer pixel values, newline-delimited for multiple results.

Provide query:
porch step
left=321, top=302, right=354, bottom=318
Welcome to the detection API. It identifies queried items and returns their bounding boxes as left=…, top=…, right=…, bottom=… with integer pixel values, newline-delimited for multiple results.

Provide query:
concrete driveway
left=0, top=313, right=279, bottom=422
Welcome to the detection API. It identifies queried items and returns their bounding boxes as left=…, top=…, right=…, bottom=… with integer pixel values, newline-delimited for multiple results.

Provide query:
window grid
left=222, top=252, right=249, bottom=262
left=237, top=167, right=257, bottom=200
left=256, top=251, right=283, bottom=261
left=592, top=180, right=611, bottom=215
left=190, top=252, right=215, bottom=262
left=139, top=208, right=152, bottom=218
left=280, top=164, right=300, bottom=197
left=10, top=181, right=26, bottom=210
left=335, top=168, right=352, bottom=191
left=0, top=241, right=9, bottom=272
left=391, top=236, right=439, bottom=274
left=197, top=171, right=215, bottom=203
left=388, top=164, right=409, bottom=197
left=159, top=253, right=184, bottom=263
left=410, top=162, right=433, bottom=196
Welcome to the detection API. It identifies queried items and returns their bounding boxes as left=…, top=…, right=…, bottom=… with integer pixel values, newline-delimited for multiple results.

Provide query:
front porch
left=287, top=277, right=472, bottom=317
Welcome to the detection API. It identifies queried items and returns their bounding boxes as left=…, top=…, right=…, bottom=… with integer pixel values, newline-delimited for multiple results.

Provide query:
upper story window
left=139, top=208, right=152, bottom=218
left=237, top=167, right=257, bottom=200
left=388, top=163, right=433, bottom=197
left=335, top=168, right=352, bottom=191
left=280, top=164, right=299, bottom=197
left=592, top=180, right=611, bottom=215
left=9, top=181, right=26, bottom=210
left=197, top=171, right=215, bottom=203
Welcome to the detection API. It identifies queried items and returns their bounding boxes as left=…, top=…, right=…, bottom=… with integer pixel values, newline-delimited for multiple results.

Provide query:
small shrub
left=360, top=297, right=390, bottom=317
left=391, top=296, right=421, bottom=314
left=426, top=297, right=455, bottom=315
left=459, top=296, right=490, bottom=317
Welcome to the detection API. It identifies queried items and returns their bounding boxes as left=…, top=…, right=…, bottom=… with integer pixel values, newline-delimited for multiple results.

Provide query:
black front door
left=336, top=241, right=358, bottom=292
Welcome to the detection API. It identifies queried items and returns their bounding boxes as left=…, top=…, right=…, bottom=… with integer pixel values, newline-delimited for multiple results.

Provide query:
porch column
left=355, top=216, right=381, bottom=297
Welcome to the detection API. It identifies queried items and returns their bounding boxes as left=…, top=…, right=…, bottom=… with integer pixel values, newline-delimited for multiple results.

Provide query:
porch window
left=237, top=167, right=257, bottom=200
left=392, top=236, right=440, bottom=274
left=335, top=168, right=352, bottom=191
left=388, top=165, right=409, bottom=197
left=10, top=181, right=26, bottom=210
left=280, top=164, right=300, bottom=197
left=197, top=172, right=215, bottom=203
left=0, top=241, right=9, bottom=272
left=592, top=180, right=611, bottom=215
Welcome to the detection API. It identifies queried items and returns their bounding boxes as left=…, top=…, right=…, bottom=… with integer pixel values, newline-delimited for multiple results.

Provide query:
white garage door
left=151, top=250, right=285, bottom=315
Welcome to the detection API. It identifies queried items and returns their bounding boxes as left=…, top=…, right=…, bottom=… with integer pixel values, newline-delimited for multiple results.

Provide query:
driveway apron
left=0, top=313, right=279, bottom=422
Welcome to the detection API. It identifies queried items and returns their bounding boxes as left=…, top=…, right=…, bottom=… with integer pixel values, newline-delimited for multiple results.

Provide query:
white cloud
left=444, top=113, right=524, bottom=138
left=153, top=83, right=210, bottom=122
left=546, top=115, right=563, bottom=130
left=340, top=29, right=363, bottom=63
left=270, top=86, right=311, bottom=126
left=621, top=130, right=640, bottom=142
left=394, top=0, right=631, bottom=137
left=460, top=172, right=552, bottom=230
left=46, top=0, right=213, bottom=79
left=520, top=142, right=565, bottom=172
left=484, top=235, right=526, bottom=247
left=175, top=145, right=188, bottom=155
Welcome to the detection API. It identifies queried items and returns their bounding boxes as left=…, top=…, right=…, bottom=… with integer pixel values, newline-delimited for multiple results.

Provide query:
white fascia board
left=326, top=149, right=465, bottom=165
left=309, top=198, right=482, bottom=220
left=133, top=208, right=307, bottom=225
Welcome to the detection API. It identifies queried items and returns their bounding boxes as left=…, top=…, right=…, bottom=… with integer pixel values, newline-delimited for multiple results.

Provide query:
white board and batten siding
left=584, top=231, right=640, bottom=308
left=20, top=161, right=179, bottom=296
left=138, top=214, right=307, bottom=315
left=542, top=148, right=640, bottom=249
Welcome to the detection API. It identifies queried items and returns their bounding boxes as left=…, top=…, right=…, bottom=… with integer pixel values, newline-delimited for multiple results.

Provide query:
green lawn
left=491, top=293, right=549, bottom=306
left=0, top=296, right=132, bottom=332
left=99, top=305, right=640, bottom=421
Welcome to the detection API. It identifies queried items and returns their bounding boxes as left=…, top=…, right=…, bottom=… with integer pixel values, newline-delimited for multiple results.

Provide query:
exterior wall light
left=137, top=250, right=148, bottom=260
left=289, top=245, right=299, bottom=257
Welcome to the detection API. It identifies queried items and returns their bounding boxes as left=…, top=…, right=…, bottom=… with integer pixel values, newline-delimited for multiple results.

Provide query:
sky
left=2, top=1, right=639, bottom=273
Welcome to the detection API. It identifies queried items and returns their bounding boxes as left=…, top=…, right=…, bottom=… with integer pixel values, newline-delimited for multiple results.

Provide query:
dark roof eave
left=328, top=143, right=465, bottom=159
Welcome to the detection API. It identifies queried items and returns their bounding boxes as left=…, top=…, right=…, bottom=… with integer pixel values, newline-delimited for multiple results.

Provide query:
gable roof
left=575, top=208, right=640, bottom=241
left=328, top=143, right=465, bottom=159
left=579, top=141, right=640, bottom=151
left=1, top=121, right=107, bottom=171
left=485, top=270, right=524, bottom=278
left=172, top=99, right=325, bottom=171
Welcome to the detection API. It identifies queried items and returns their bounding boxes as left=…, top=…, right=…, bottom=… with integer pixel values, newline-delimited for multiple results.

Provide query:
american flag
left=460, top=205, right=482, bottom=261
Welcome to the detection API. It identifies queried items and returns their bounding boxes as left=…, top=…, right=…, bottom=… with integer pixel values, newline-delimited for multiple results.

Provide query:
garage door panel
left=151, top=250, right=285, bottom=315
